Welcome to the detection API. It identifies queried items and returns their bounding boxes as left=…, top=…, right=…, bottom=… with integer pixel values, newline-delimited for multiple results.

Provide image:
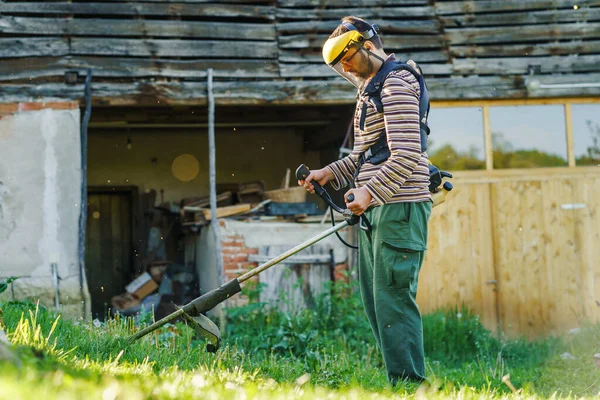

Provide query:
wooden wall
left=1, top=0, right=600, bottom=104
left=419, top=166, right=600, bottom=339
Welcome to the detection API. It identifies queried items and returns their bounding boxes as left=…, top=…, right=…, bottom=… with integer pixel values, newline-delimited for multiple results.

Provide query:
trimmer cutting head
left=180, top=311, right=221, bottom=352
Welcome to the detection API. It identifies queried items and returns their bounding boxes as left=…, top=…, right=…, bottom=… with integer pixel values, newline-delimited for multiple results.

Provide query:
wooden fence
left=419, top=166, right=600, bottom=339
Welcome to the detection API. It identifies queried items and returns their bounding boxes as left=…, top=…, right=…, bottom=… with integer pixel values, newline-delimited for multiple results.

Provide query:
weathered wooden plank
left=452, top=54, right=600, bottom=75
left=437, top=0, right=600, bottom=15
left=95, top=0, right=272, bottom=3
left=2, top=74, right=599, bottom=105
left=279, top=33, right=445, bottom=50
left=279, top=49, right=449, bottom=63
left=278, top=0, right=429, bottom=6
left=71, top=38, right=278, bottom=58
left=277, top=19, right=440, bottom=34
left=277, top=6, right=435, bottom=20
left=279, top=62, right=452, bottom=77
left=0, top=56, right=279, bottom=81
left=447, top=22, right=600, bottom=45
left=0, top=17, right=276, bottom=40
left=451, top=40, right=600, bottom=58
left=441, top=7, right=600, bottom=28
left=0, top=2, right=275, bottom=20
left=0, top=38, right=69, bottom=58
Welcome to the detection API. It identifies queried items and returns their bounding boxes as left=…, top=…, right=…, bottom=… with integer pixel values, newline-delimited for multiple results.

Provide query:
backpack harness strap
left=354, top=59, right=431, bottom=181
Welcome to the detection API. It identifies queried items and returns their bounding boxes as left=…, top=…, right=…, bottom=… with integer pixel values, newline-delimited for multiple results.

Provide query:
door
left=86, top=189, right=134, bottom=319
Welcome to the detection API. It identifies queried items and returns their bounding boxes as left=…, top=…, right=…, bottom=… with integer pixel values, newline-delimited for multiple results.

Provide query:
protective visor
left=322, top=28, right=377, bottom=88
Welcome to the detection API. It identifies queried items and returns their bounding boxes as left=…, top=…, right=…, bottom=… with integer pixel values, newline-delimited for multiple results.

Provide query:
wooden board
left=0, top=2, right=275, bottom=20
left=436, top=0, right=600, bottom=15
left=441, top=8, right=600, bottom=28
left=200, top=204, right=252, bottom=221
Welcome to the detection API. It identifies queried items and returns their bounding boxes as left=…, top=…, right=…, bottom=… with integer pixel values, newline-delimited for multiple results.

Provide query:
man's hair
left=329, top=16, right=383, bottom=49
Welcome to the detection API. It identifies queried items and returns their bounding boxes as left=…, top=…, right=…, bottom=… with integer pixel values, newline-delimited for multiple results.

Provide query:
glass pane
left=572, top=104, right=600, bottom=166
left=489, top=105, right=567, bottom=169
left=427, top=107, right=486, bottom=170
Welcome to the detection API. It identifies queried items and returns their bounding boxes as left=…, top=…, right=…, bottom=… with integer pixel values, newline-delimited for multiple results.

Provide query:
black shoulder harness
left=357, top=58, right=431, bottom=169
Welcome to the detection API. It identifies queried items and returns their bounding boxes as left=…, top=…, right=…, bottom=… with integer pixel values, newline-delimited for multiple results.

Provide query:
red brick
left=240, top=247, right=258, bottom=255
left=223, top=254, right=248, bottom=263
left=221, top=240, right=242, bottom=248
left=334, top=263, right=350, bottom=282
left=223, top=262, right=239, bottom=272
left=222, top=247, right=240, bottom=255
left=18, top=102, right=45, bottom=112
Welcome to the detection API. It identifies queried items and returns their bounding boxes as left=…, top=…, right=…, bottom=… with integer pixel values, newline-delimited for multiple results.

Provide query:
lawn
left=0, top=279, right=599, bottom=399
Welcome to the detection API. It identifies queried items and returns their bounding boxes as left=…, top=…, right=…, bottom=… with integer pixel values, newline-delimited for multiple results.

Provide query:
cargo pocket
left=382, top=240, right=421, bottom=292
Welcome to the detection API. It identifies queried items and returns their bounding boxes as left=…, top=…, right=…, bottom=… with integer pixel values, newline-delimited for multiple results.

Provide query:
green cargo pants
left=358, top=201, right=432, bottom=384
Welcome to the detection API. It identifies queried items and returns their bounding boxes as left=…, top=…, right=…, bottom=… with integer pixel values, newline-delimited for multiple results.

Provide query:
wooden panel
left=452, top=54, right=600, bottom=75
left=0, top=38, right=69, bottom=58
left=437, top=0, right=600, bottom=15
left=277, top=6, right=435, bottom=19
left=450, top=40, right=600, bottom=58
left=277, top=19, right=440, bottom=34
left=279, top=33, right=445, bottom=50
left=258, top=244, right=332, bottom=313
left=0, top=2, right=276, bottom=20
left=0, top=17, right=276, bottom=40
left=279, top=49, right=449, bottom=63
left=442, top=8, right=600, bottom=28
left=71, top=38, right=278, bottom=58
left=447, top=23, right=600, bottom=45
left=279, top=62, right=452, bottom=78
left=278, top=0, right=429, bottom=6
left=419, top=182, right=498, bottom=333
left=0, top=56, right=280, bottom=81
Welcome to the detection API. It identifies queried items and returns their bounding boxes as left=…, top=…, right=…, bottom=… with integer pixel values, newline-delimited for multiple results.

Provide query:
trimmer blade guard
left=180, top=311, right=221, bottom=352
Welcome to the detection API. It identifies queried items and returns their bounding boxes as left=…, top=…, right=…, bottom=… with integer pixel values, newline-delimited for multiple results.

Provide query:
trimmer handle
left=295, top=164, right=327, bottom=198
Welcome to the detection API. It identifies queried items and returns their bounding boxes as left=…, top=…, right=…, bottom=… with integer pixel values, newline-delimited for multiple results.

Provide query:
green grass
left=1, top=279, right=599, bottom=399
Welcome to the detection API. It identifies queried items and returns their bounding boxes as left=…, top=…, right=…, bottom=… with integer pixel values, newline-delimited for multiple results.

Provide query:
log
left=71, top=38, right=277, bottom=59
left=452, top=54, right=600, bottom=76
left=277, top=19, right=441, bottom=34
left=441, top=8, right=600, bottom=28
left=277, top=6, right=434, bottom=20
left=436, top=0, right=600, bottom=15
left=279, top=62, right=452, bottom=78
left=447, top=22, right=600, bottom=45
left=279, top=33, right=445, bottom=50
left=451, top=40, right=600, bottom=58
left=0, top=38, right=69, bottom=58
left=0, top=16, right=276, bottom=40
left=278, top=0, right=429, bottom=6
left=0, top=56, right=279, bottom=81
left=279, top=49, right=449, bottom=63
left=0, top=2, right=275, bottom=20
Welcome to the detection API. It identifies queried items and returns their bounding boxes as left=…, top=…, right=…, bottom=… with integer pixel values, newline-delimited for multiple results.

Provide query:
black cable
left=331, top=207, right=358, bottom=249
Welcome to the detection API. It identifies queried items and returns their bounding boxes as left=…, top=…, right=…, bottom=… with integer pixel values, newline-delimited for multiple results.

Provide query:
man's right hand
left=298, top=167, right=334, bottom=194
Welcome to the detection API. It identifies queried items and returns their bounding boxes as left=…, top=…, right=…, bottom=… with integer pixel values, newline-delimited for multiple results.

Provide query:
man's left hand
left=344, top=187, right=372, bottom=216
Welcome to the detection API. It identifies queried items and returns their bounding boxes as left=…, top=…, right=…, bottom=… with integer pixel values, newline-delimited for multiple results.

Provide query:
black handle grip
left=295, top=164, right=324, bottom=194
left=348, top=193, right=355, bottom=202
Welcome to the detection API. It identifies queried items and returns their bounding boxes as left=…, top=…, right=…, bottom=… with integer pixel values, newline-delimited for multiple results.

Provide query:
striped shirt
left=327, top=60, right=432, bottom=206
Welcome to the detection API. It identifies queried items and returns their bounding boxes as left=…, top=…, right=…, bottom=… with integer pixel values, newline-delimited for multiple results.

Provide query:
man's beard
left=354, top=49, right=375, bottom=79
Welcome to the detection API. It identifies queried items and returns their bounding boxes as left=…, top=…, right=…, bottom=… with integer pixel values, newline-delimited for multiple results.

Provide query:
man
left=298, top=16, right=432, bottom=384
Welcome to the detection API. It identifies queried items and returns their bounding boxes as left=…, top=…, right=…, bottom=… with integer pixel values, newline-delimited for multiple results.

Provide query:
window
left=427, top=107, right=485, bottom=170
left=489, top=105, right=568, bottom=169
left=572, top=104, right=600, bottom=166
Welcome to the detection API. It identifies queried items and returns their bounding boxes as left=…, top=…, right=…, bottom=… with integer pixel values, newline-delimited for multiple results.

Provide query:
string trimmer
left=128, top=164, right=453, bottom=351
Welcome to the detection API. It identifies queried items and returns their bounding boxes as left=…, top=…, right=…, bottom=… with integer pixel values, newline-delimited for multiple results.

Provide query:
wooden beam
left=2, top=75, right=600, bottom=106
left=201, top=204, right=252, bottom=221
left=452, top=54, right=600, bottom=76
left=447, top=22, right=600, bottom=45
left=436, top=0, right=600, bottom=15
left=564, top=103, right=576, bottom=167
left=277, top=6, right=435, bottom=20
left=0, top=16, right=276, bottom=40
left=279, top=33, right=445, bottom=50
left=0, top=38, right=69, bottom=58
left=279, top=49, right=449, bottom=63
left=441, top=7, right=600, bottom=28
left=71, top=38, right=277, bottom=58
left=0, top=56, right=279, bottom=81
left=279, top=62, right=452, bottom=78
left=0, top=2, right=275, bottom=20
left=451, top=40, right=600, bottom=58
left=482, top=105, right=494, bottom=170
left=432, top=97, right=600, bottom=108
left=278, top=0, right=429, bottom=6
left=277, top=19, right=440, bottom=34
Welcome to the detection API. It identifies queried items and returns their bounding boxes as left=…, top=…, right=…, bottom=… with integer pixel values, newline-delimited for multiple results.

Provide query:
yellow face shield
left=322, top=30, right=364, bottom=67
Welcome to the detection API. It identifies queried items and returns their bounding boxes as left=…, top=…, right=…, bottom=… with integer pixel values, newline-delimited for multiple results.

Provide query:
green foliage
left=0, top=277, right=18, bottom=295
left=1, top=282, right=598, bottom=399
left=429, top=144, right=486, bottom=171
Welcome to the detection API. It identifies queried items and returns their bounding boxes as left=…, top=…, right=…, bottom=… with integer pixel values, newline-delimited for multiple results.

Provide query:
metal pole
left=207, top=69, right=224, bottom=286
left=78, top=69, right=93, bottom=320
